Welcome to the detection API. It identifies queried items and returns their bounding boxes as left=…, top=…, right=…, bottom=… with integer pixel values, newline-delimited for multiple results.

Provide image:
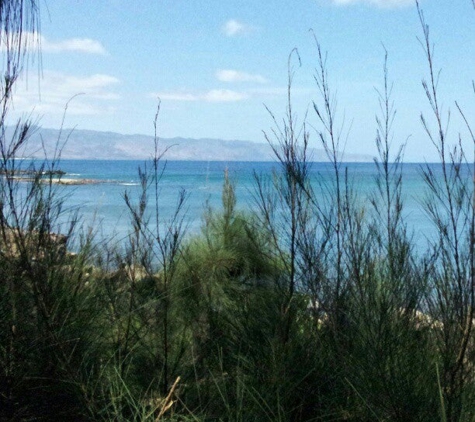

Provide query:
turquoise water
left=18, top=159, right=471, bottom=249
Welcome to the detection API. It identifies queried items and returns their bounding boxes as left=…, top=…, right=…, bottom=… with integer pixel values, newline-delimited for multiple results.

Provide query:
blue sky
left=8, top=0, right=475, bottom=161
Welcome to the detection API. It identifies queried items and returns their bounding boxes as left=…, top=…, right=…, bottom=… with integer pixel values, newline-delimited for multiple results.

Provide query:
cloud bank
left=0, top=32, right=107, bottom=54
left=12, top=71, right=120, bottom=116
left=42, top=36, right=107, bottom=54
left=155, top=89, right=249, bottom=103
left=222, top=19, right=253, bottom=36
left=216, top=69, right=267, bottom=84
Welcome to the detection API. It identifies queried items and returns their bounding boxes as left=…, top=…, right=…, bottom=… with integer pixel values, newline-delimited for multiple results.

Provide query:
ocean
left=19, top=159, right=471, bottom=250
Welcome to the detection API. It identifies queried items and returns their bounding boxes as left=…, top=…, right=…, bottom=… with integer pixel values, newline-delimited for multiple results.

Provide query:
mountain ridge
left=15, top=127, right=374, bottom=162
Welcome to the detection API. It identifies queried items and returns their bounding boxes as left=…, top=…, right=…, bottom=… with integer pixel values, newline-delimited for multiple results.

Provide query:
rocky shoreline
left=10, top=176, right=102, bottom=185
left=1, top=169, right=103, bottom=185
left=43, top=177, right=101, bottom=185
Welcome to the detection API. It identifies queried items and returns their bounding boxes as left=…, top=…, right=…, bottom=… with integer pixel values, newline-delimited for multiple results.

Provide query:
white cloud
left=0, top=32, right=107, bottom=54
left=216, top=69, right=268, bottom=84
left=222, top=19, right=253, bottom=36
left=42, top=36, right=107, bottom=54
left=204, top=89, right=248, bottom=102
left=331, top=0, right=415, bottom=7
left=154, top=89, right=248, bottom=103
left=11, top=71, right=120, bottom=116
left=158, top=92, right=199, bottom=101
left=154, top=85, right=303, bottom=103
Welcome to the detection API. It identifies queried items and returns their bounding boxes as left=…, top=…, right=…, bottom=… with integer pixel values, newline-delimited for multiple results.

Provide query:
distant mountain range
left=12, top=127, right=374, bottom=162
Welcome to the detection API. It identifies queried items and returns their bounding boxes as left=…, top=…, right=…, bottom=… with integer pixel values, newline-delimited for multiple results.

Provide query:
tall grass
left=1, top=1, right=475, bottom=421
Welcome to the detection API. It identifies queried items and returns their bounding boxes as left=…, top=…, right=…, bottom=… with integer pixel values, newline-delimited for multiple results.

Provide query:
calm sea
left=25, top=159, right=470, bottom=249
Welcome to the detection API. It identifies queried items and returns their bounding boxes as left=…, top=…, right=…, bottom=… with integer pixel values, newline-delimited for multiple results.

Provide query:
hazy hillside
left=15, top=127, right=373, bottom=162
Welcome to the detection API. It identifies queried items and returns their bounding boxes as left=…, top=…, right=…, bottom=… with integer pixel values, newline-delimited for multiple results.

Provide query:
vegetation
left=1, top=1, right=475, bottom=421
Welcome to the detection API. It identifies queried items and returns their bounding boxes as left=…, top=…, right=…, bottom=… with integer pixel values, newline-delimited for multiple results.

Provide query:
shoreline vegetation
left=2, top=1, right=475, bottom=421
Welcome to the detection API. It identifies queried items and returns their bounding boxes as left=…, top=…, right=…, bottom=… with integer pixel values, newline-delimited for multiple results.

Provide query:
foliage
left=1, top=1, right=475, bottom=421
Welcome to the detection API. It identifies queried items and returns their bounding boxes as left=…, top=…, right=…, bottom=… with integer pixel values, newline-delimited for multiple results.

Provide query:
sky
left=5, top=0, right=475, bottom=161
